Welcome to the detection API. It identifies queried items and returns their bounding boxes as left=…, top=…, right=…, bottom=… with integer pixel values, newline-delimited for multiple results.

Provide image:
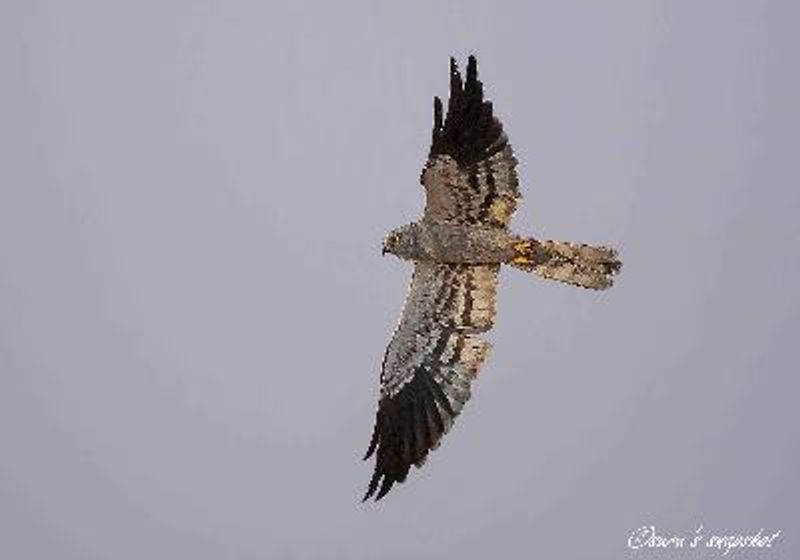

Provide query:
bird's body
left=385, top=220, right=520, bottom=265
left=364, top=56, right=621, bottom=501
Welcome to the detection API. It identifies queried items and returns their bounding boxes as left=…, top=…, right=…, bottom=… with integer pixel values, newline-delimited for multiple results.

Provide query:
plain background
left=2, top=1, right=798, bottom=558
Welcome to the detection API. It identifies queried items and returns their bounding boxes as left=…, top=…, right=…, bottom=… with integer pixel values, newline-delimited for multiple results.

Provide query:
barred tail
left=510, top=239, right=621, bottom=290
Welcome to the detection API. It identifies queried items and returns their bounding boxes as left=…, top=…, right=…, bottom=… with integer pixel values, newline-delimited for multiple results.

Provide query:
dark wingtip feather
left=375, top=477, right=395, bottom=501
left=427, top=56, right=506, bottom=167
left=363, top=420, right=378, bottom=460
left=466, top=55, right=478, bottom=84
left=361, top=368, right=454, bottom=502
left=362, top=468, right=381, bottom=502
left=449, top=57, right=463, bottom=97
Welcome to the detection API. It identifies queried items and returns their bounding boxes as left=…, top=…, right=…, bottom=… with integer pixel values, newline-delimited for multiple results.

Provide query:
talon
left=510, top=239, right=540, bottom=269
left=513, top=240, right=534, bottom=253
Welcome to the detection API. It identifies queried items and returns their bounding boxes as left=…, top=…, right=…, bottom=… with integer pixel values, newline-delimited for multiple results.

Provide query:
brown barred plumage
left=364, top=56, right=621, bottom=501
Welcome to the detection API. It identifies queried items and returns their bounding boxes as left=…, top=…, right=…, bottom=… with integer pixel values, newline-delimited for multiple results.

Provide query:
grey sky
left=2, top=1, right=798, bottom=558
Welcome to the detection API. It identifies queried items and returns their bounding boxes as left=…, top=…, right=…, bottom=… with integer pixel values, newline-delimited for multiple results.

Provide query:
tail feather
left=511, top=239, right=621, bottom=290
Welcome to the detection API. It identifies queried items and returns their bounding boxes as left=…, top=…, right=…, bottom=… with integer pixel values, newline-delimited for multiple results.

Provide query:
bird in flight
left=363, top=56, right=621, bottom=501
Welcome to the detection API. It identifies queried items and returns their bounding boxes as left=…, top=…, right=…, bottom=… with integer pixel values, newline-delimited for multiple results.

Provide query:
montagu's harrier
left=363, top=56, right=621, bottom=501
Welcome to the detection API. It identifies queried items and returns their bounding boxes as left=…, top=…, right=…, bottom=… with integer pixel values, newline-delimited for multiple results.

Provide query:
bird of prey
left=363, top=55, right=621, bottom=501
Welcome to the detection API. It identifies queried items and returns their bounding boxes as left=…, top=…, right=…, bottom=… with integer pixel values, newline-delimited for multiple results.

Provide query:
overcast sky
left=2, top=1, right=799, bottom=558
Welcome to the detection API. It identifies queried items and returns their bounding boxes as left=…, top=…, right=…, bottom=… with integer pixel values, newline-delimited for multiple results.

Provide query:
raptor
left=363, top=56, right=621, bottom=501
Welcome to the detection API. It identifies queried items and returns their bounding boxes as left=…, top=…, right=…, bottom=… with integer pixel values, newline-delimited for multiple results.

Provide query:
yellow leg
left=511, top=239, right=537, bottom=267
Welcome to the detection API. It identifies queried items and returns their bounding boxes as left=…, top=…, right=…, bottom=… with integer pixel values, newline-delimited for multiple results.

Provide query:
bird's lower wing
left=363, top=262, right=499, bottom=501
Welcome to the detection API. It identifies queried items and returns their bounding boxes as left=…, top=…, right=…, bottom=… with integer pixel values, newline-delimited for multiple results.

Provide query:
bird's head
left=382, top=224, right=417, bottom=259
left=382, top=232, right=399, bottom=256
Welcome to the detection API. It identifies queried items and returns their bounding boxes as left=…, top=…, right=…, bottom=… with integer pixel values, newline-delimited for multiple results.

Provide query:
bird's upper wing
left=421, top=56, right=521, bottom=228
left=363, top=262, right=499, bottom=500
